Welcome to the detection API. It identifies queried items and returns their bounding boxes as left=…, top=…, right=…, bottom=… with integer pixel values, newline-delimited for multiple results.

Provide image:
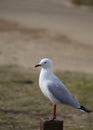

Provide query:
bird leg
left=52, top=104, right=56, bottom=120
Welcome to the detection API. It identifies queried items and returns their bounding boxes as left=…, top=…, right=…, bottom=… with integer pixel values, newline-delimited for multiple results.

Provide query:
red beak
left=34, top=64, right=41, bottom=68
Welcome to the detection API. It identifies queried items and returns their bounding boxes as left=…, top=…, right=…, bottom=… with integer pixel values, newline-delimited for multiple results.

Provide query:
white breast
left=39, top=69, right=60, bottom=104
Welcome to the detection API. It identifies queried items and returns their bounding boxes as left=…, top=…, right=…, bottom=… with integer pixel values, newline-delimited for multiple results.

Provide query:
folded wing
left=47, top=77, right=80, bottom=109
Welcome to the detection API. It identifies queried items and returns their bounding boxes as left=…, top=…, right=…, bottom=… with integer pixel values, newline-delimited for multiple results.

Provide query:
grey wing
left=48, top=79, right=80, bottom=108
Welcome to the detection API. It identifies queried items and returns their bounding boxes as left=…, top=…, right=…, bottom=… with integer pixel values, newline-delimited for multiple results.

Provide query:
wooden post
left=40, top=118, right=63, bottom=130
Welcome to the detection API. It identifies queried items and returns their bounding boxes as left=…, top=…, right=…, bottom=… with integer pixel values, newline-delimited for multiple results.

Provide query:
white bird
left=35, top=58, right=91, bottom=120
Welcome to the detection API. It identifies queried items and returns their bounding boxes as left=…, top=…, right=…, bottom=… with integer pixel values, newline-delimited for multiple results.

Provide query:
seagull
left=34, top=58, right=91, bottom=120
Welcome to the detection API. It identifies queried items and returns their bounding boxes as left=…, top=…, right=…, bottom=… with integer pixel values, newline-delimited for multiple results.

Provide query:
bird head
left=34, top=58, right=53, bottom=70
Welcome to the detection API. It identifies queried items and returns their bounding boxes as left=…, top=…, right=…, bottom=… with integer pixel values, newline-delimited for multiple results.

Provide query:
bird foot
left=44, top=116, right=56, bottom=121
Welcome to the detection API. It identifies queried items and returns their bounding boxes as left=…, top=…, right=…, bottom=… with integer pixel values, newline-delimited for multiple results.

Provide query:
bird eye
left=44, top=61, right=47, bottom=64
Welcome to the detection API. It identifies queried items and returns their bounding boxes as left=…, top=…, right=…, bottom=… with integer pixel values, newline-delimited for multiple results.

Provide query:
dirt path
left=0, top=0, right=93, bottom=73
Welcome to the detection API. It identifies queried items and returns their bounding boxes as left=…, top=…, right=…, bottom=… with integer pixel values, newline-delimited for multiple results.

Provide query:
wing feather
left=47, top=76, right=80, bottom=108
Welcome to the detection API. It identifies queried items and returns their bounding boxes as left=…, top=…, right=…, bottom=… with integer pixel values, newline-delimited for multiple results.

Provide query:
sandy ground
left=0, top=0, right=93, bottom=73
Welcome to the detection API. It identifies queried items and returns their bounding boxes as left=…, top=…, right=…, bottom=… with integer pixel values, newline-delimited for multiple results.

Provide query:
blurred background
left=0, top=0, right=93, bottom=130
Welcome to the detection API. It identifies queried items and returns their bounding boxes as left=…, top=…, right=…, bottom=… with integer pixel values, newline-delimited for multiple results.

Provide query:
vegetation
left=0, top=66, right=92, bottom=130
left=72, top=0, right=93, bottom=6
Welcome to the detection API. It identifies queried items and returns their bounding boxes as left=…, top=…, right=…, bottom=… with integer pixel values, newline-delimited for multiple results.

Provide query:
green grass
left=0, top=66, right=93, bottom=130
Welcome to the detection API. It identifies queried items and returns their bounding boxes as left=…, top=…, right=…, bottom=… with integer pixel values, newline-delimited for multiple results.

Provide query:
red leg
left=52, top=104, right=56, bottom=120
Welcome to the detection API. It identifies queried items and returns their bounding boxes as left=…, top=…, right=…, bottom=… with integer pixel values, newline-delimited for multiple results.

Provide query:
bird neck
left=40, top=68, right=53, bottom=79
left=41, top=68, right=52, bottom=73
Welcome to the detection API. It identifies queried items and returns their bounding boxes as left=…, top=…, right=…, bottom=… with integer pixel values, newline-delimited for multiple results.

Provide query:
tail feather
left=79, top=105, right=91, bottom=113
